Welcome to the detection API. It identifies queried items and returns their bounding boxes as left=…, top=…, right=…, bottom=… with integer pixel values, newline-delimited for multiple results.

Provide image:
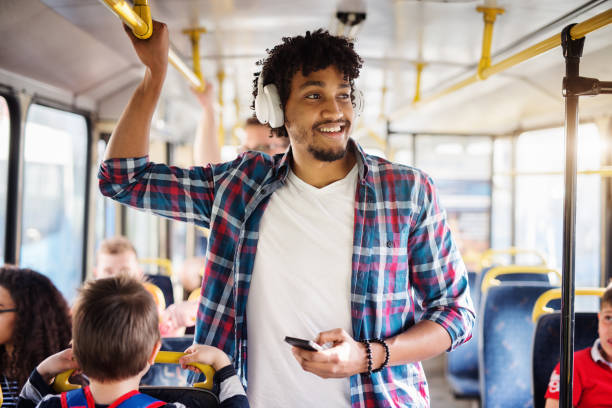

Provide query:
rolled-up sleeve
left=408, top=173, right=476, bottom=350
left=98, top=156, right=216, bottom=228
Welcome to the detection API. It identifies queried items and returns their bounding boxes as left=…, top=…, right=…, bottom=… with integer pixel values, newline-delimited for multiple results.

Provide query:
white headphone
left=255, top=72, right=284, bottom=128
left=254, top=71, right=364, bottom=128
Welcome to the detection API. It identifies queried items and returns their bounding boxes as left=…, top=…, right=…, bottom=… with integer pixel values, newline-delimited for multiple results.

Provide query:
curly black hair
left=251, top=29, right=363, bottom=138
left=0, top=266, right=72, bottom=386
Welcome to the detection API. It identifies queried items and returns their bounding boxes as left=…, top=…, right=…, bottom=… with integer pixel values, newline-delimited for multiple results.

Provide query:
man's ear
left=92, top=267, right=99, bottom=279
left=148, top=340, right=162, bottom=365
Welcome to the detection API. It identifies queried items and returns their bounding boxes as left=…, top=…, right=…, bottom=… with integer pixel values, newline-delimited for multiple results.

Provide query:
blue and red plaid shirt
left=99, top=140, right=475, bottom=407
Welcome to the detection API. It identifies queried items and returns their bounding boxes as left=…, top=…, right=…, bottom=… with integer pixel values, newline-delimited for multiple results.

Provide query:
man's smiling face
left=283, top=65, right=354, bottom=163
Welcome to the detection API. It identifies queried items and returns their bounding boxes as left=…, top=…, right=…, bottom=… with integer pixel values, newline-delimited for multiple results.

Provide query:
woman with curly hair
left=0, top=266, right=71, bottom=407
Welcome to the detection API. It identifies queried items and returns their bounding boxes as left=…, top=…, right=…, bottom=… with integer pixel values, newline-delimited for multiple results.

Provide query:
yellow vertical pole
left=217, top=70, right=226, bottom=148
left=232, top=94, right=241, bottom=146
left=412, top=62, right=425, bottom=103
left=182, top=28, right=207, bottom=91
left=476, top=6, right=505, bottom=79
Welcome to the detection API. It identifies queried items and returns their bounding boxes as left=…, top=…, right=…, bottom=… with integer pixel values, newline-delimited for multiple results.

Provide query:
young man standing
left=99, top=21, right=475, bottom=407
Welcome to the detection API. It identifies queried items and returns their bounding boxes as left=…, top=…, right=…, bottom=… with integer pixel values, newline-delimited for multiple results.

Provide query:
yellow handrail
left=481, top=265, right=561, bottom=293
left=101, top=0, right=152, bottom=39
left=479, top=247, right=547, bottom=270
left=53, top=351, right=214, bottom=392
left=532, top=287, right=606, bottom=322
left=98, top=0, right=206, bottom=91
left=140, top=258, right=173, bottom=276
left=154, top=351, right=214, bottom=389
left=389, top=8, right=612, bottom=118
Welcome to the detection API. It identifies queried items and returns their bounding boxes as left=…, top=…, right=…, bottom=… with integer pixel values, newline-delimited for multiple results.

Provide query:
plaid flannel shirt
left=99, top=140, right=475, bottom=407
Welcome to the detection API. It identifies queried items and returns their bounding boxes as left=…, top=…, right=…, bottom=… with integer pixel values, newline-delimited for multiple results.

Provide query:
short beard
left=307, top=144, right=348, bottom=162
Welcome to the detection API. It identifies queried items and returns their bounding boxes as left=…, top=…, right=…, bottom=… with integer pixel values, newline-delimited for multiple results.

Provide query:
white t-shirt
left=246, top=164, right=358, bottom=408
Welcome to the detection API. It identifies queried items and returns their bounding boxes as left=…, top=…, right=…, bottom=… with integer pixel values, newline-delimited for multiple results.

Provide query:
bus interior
left=1, top=0, right=611, bottom=407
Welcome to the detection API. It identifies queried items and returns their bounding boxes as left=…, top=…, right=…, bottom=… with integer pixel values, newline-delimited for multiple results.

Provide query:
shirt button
left=261, top=188, right=267, bottom=195
left=386, top=241, right=393, bottom=248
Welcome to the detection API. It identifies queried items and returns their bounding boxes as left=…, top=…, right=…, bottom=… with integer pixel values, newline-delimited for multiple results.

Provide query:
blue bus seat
left=147, top=274, right=174, bottom=307
left=445, top=271, right=479, bottom=397
left=479, top=282, right=555, bottom=408
left=139, top=387, right=218, bottom=408
left=141, top=337, right=195, bottom=386
left=531, top=312, right=598, bottom=408
left=446, top=268, right=554, bottom=399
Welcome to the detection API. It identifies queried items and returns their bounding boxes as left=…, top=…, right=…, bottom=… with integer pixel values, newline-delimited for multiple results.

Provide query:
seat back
left=139, top=387, right=218, bottom=408
left=531, top=312, right=598, bottom=408
left=146, top=274, right=175, bottom=307
left=446, top=266, right=556, bottom=399
left=479, top=282, right=555, bottom=408
left=141, top=337, right=195, bottom=387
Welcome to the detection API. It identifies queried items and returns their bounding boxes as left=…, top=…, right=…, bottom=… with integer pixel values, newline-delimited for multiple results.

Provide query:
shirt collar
left=274, top=138, right=371, bottom=185
left=591, top=339, right=612, bottom=369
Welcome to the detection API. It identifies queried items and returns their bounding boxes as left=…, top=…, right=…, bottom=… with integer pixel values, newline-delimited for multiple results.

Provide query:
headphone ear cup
left=255, top=92, right=269, bottom=124
left=352, top=89, right=364, bottom=118
left=263, top=84, right=284, bottom=128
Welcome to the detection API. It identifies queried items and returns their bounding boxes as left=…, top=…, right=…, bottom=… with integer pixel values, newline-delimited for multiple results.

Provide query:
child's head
left=0, top=266, right=71, bottom=386
left=599, top=284, right=612, bottom=360
left=72, top=276, right=161, bottom=382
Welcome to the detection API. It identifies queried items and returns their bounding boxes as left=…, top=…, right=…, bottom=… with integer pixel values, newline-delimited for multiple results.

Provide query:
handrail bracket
left=476, top=6, right=505, bottom=80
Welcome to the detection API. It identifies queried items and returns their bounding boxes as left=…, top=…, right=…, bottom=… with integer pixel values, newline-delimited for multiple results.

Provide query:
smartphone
left=284, top=336, right=324, bottom=352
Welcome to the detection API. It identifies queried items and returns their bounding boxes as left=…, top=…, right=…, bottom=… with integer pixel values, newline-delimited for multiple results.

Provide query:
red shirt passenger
left=544, top=284, right=612, bottom=408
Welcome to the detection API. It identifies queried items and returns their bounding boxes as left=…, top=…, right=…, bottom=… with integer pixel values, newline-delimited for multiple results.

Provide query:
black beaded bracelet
left=370, top=338, right=390, bottom=373
left=360, top=339, right=373, bottom=374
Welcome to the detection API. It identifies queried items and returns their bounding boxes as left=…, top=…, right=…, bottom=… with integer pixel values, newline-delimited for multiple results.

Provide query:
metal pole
left=559, top=23, right=584, bottom=408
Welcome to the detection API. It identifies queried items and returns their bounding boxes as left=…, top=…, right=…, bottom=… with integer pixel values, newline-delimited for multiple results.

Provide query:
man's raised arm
left=104, top=21, right=169, bottom=160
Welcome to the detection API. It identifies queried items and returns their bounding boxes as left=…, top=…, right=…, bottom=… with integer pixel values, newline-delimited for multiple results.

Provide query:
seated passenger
left=94, top=236, right=196, bottom=336
left=18, top=276, right=248, bottom=408
left=93, top=236, right=143, bottom=280
left=544, top=283, right=612, bottom=407
left=0, top=266, right=71, bottom=408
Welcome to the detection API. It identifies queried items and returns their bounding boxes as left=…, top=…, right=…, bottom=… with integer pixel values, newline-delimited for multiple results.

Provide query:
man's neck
left=290, top=147, right=357, bottom=188
left=88, top=376, right=142, bottom=405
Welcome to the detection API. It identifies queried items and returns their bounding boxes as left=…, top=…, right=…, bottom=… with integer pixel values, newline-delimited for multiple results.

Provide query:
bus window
left=20, top=104, right=88, bottom=301
left=415, top=135, right=493, bottom=271
left=93, top=137, right=116, bottom=253
left=0, top=97, right=9, bottom=263
left=491, top=137, right=513, bottom=258
left=124, top=140, right=166, bottom=260
left=515, top=124, right=601, bottom=308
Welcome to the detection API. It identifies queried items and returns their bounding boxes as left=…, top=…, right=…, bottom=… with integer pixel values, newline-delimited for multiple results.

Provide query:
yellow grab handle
left=53, top=370, right=80, bottom=392
left=140, top=258, right=174, bottom=276
left=155, top=351, right=214, bottom=389
left=53, top=351, right=215, bottom=392
left=479, top=247, right=547, bottom=269
left=532, top=287, right=606, bottom=322
left=480, top=265, right=561, bottom=293
left=100, top=0, right=152, bottom=39
left=143, top=282, right=166, bottom=310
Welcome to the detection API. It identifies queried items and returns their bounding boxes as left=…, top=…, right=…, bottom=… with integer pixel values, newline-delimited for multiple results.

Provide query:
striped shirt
left=2, top=375, right=19, bottom=408
left=99, top=139, right=475, bottom=407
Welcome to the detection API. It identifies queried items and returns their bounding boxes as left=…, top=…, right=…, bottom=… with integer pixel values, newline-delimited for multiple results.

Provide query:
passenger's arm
left=193, top=85, right=222, bottom=165
left=407, top=172, right=475, bottom=350
left=291, top=322, right=451, bottom=378
left=544, top=399, right=559, bottom=408
left=179, top=345, right=249, bottom=407
left=104, top=21, right=169, bottom=160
